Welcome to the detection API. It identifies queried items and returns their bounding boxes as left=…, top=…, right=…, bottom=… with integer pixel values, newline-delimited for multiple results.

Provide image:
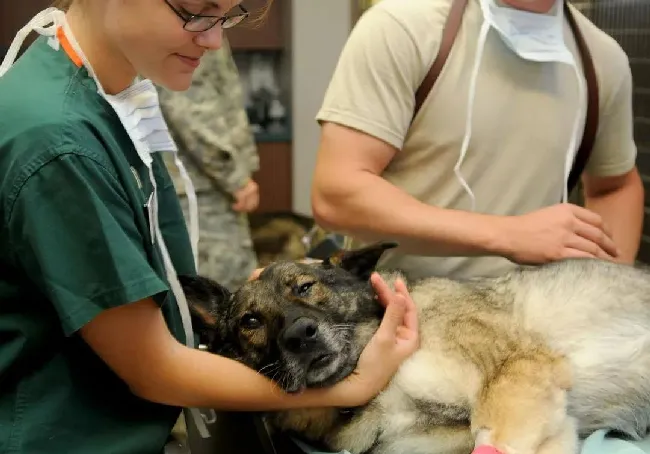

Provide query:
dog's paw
left=471, top=352, right=573, bottom=454
left=472, top=415, right=578, bottom=454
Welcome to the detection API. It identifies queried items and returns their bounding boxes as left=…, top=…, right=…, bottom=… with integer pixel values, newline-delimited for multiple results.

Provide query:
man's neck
left=65, top=5, right=136, bottom=94
left=500, top=0, right=558, bottom=13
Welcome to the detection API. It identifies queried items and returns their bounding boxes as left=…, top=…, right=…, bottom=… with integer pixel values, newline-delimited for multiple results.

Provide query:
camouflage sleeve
left=158, top=38, right=259, bottom=195
left=218, top=40, right=260, bottom=175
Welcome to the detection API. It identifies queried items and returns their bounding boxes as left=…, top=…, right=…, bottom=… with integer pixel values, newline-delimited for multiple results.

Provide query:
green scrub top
left=0, top=35, right=197, bottom=454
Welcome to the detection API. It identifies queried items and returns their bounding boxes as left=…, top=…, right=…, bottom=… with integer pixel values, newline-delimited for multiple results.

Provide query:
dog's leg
left=535, top=416, right=579, bottom=454
left=437, top=311, right=578, bottom=454
left=372, top=425, right=474, bottom=454
left=470, top=349, right=577, bottom=454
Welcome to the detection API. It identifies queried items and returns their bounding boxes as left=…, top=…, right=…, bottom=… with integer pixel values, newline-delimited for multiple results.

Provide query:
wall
left=290, top=0, right=352, bottom=215
left=576, top=0, right=650, bottom=263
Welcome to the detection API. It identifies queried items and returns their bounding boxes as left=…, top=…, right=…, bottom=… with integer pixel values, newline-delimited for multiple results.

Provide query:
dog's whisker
left=268, top=368, right=287, bottom=393
left=278, top=371, right=289, bottom=391
left=266, top=366, right=280, bottom=377
left=269, top=367, right=282, bottom=383
left=268, top=370, right=282, bottom=392
left=331, top=328, right=354, bottom=338
left=331, top=324, right=355, bottom=331
left=258, top=361, right=280, bottom=375
left=262, top=367, right=280, bottom=380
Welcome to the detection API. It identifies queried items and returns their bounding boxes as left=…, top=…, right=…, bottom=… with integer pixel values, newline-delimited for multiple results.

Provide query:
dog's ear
left=323, top=241, right=398, bottom=280
left=178, top=274, right=231, bottom=346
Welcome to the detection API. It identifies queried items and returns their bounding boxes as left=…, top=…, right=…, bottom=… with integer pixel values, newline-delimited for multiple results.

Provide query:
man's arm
left=312, top=121, right=621, bottom=264
left=582, top=167, right=644, bottom=264
left=578, top=39, right=642, bottom=264
left=311, top=122, right=505, bottom=257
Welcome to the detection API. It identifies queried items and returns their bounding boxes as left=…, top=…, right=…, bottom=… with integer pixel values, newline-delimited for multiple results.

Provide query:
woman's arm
left=80, top=274, right=418, bottom=411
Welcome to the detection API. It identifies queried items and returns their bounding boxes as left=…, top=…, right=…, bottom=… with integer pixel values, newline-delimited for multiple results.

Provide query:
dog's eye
left=292, top=281, right=314, bottom=297
left=240, top=313, right=263, bottom=330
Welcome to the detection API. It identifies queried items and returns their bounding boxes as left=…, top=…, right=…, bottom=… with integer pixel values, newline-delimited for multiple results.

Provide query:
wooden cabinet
left=227, top=0, right=286, bottom=50
left=253, top=141, right=292, bottom=213
left=229, top=0, right=293, bottom=213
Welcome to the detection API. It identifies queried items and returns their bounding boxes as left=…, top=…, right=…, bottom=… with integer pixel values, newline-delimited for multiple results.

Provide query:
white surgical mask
left=456, top=0, right=585, bottom=210
left=0, top=7, right=212, bottom=440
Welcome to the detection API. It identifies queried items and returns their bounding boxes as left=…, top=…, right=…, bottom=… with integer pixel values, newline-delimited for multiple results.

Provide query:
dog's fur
left=180, top=242, right=650, bottom=454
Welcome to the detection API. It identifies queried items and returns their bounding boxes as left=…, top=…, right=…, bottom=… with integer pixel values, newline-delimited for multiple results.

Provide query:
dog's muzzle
left=280, top=316, right=334, bottom=368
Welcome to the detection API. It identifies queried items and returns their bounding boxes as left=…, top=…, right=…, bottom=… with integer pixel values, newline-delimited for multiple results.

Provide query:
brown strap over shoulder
left=413, top=0, right=469, bottom=119
left=564, top=2, right=599, bottom=194
left=412, top=0, right=599, bottom=195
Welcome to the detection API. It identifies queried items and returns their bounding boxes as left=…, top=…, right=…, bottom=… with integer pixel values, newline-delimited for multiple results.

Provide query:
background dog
left=180, top=242, right=650, bottom=454
left=247, top=211, right=329, bottom=267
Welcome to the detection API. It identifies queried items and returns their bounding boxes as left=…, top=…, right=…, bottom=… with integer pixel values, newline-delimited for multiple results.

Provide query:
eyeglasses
left=164, top=0, right=249, bottom=33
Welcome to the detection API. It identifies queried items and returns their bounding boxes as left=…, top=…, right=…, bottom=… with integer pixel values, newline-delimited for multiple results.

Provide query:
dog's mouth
left=311, top=353, right=336, bottom=369
left=281, top=352, right=346, bottom=394
left=277, top=329, right=357, bottom=394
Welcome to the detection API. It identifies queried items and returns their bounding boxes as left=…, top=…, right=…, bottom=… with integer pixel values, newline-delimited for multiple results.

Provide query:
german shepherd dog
left=179, top=242, right=650, bottom=454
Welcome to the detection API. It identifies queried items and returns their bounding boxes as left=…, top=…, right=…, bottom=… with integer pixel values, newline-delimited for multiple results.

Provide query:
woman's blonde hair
left=51, top=0, right=73, bottom=11
left=247, top=0, right=275, bottom=28
left=49, top=0, right=275, bottom=23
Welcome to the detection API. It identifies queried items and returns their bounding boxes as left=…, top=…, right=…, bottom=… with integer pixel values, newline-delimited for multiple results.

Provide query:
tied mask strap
left=172, top=154, right=200, bottom=269
left=0, top=8, right=63, bottom=77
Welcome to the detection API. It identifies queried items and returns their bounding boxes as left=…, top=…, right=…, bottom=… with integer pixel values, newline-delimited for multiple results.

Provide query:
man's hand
left=232, top=179, right=259, bottom=213
left=498, top=203, right=621, bottom=265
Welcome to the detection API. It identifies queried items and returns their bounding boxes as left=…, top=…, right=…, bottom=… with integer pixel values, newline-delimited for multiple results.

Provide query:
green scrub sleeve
left=5, top=151, right=170, bottom=336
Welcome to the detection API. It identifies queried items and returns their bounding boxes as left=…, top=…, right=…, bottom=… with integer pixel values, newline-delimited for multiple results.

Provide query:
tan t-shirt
left=316, top=0, right=636, bottom=280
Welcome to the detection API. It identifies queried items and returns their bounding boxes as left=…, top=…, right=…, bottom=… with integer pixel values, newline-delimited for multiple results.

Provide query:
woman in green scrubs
left=0, top=1, right=419, bottom=453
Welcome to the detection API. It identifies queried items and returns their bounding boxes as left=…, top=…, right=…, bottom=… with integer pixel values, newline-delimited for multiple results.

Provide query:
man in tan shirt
left=312, top=0, right=644, bottom=280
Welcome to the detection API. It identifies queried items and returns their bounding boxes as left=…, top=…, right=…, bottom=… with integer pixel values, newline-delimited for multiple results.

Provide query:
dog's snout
left=282, top=317, right=320, bottom=353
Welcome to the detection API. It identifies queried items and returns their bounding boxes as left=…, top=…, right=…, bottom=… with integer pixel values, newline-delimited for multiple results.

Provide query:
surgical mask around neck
left=453, top=0, right=585, bottom=210
left=480, top=0, right=575, bottom=64
left=0, top=6, right=211, bottom=440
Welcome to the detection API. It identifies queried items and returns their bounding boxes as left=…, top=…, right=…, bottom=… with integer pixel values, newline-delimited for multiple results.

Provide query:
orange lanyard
left=56, top=26, right=82, bottom=68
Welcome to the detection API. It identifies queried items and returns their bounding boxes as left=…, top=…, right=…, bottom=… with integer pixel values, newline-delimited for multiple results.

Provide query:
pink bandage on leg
left=472, top=445, right=505, bottom=454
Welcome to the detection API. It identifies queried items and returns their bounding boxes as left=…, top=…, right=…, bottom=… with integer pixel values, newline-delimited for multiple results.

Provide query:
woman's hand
left=232, top=179, right=259, bottom=213
left=331, top=273, right=419, bottom=407
left=248, top=267, right=264, bottom=281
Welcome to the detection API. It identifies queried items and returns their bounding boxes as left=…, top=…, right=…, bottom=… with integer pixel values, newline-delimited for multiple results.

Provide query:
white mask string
left=455, top=20, right=490, bottom=212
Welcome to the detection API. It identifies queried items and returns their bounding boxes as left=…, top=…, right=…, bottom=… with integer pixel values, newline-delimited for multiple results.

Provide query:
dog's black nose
left=281, top=317, right=320, bottom=353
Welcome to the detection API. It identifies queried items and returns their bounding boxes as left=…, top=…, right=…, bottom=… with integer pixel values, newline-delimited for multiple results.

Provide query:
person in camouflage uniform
left=158, top=37, right=259, bottom=292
